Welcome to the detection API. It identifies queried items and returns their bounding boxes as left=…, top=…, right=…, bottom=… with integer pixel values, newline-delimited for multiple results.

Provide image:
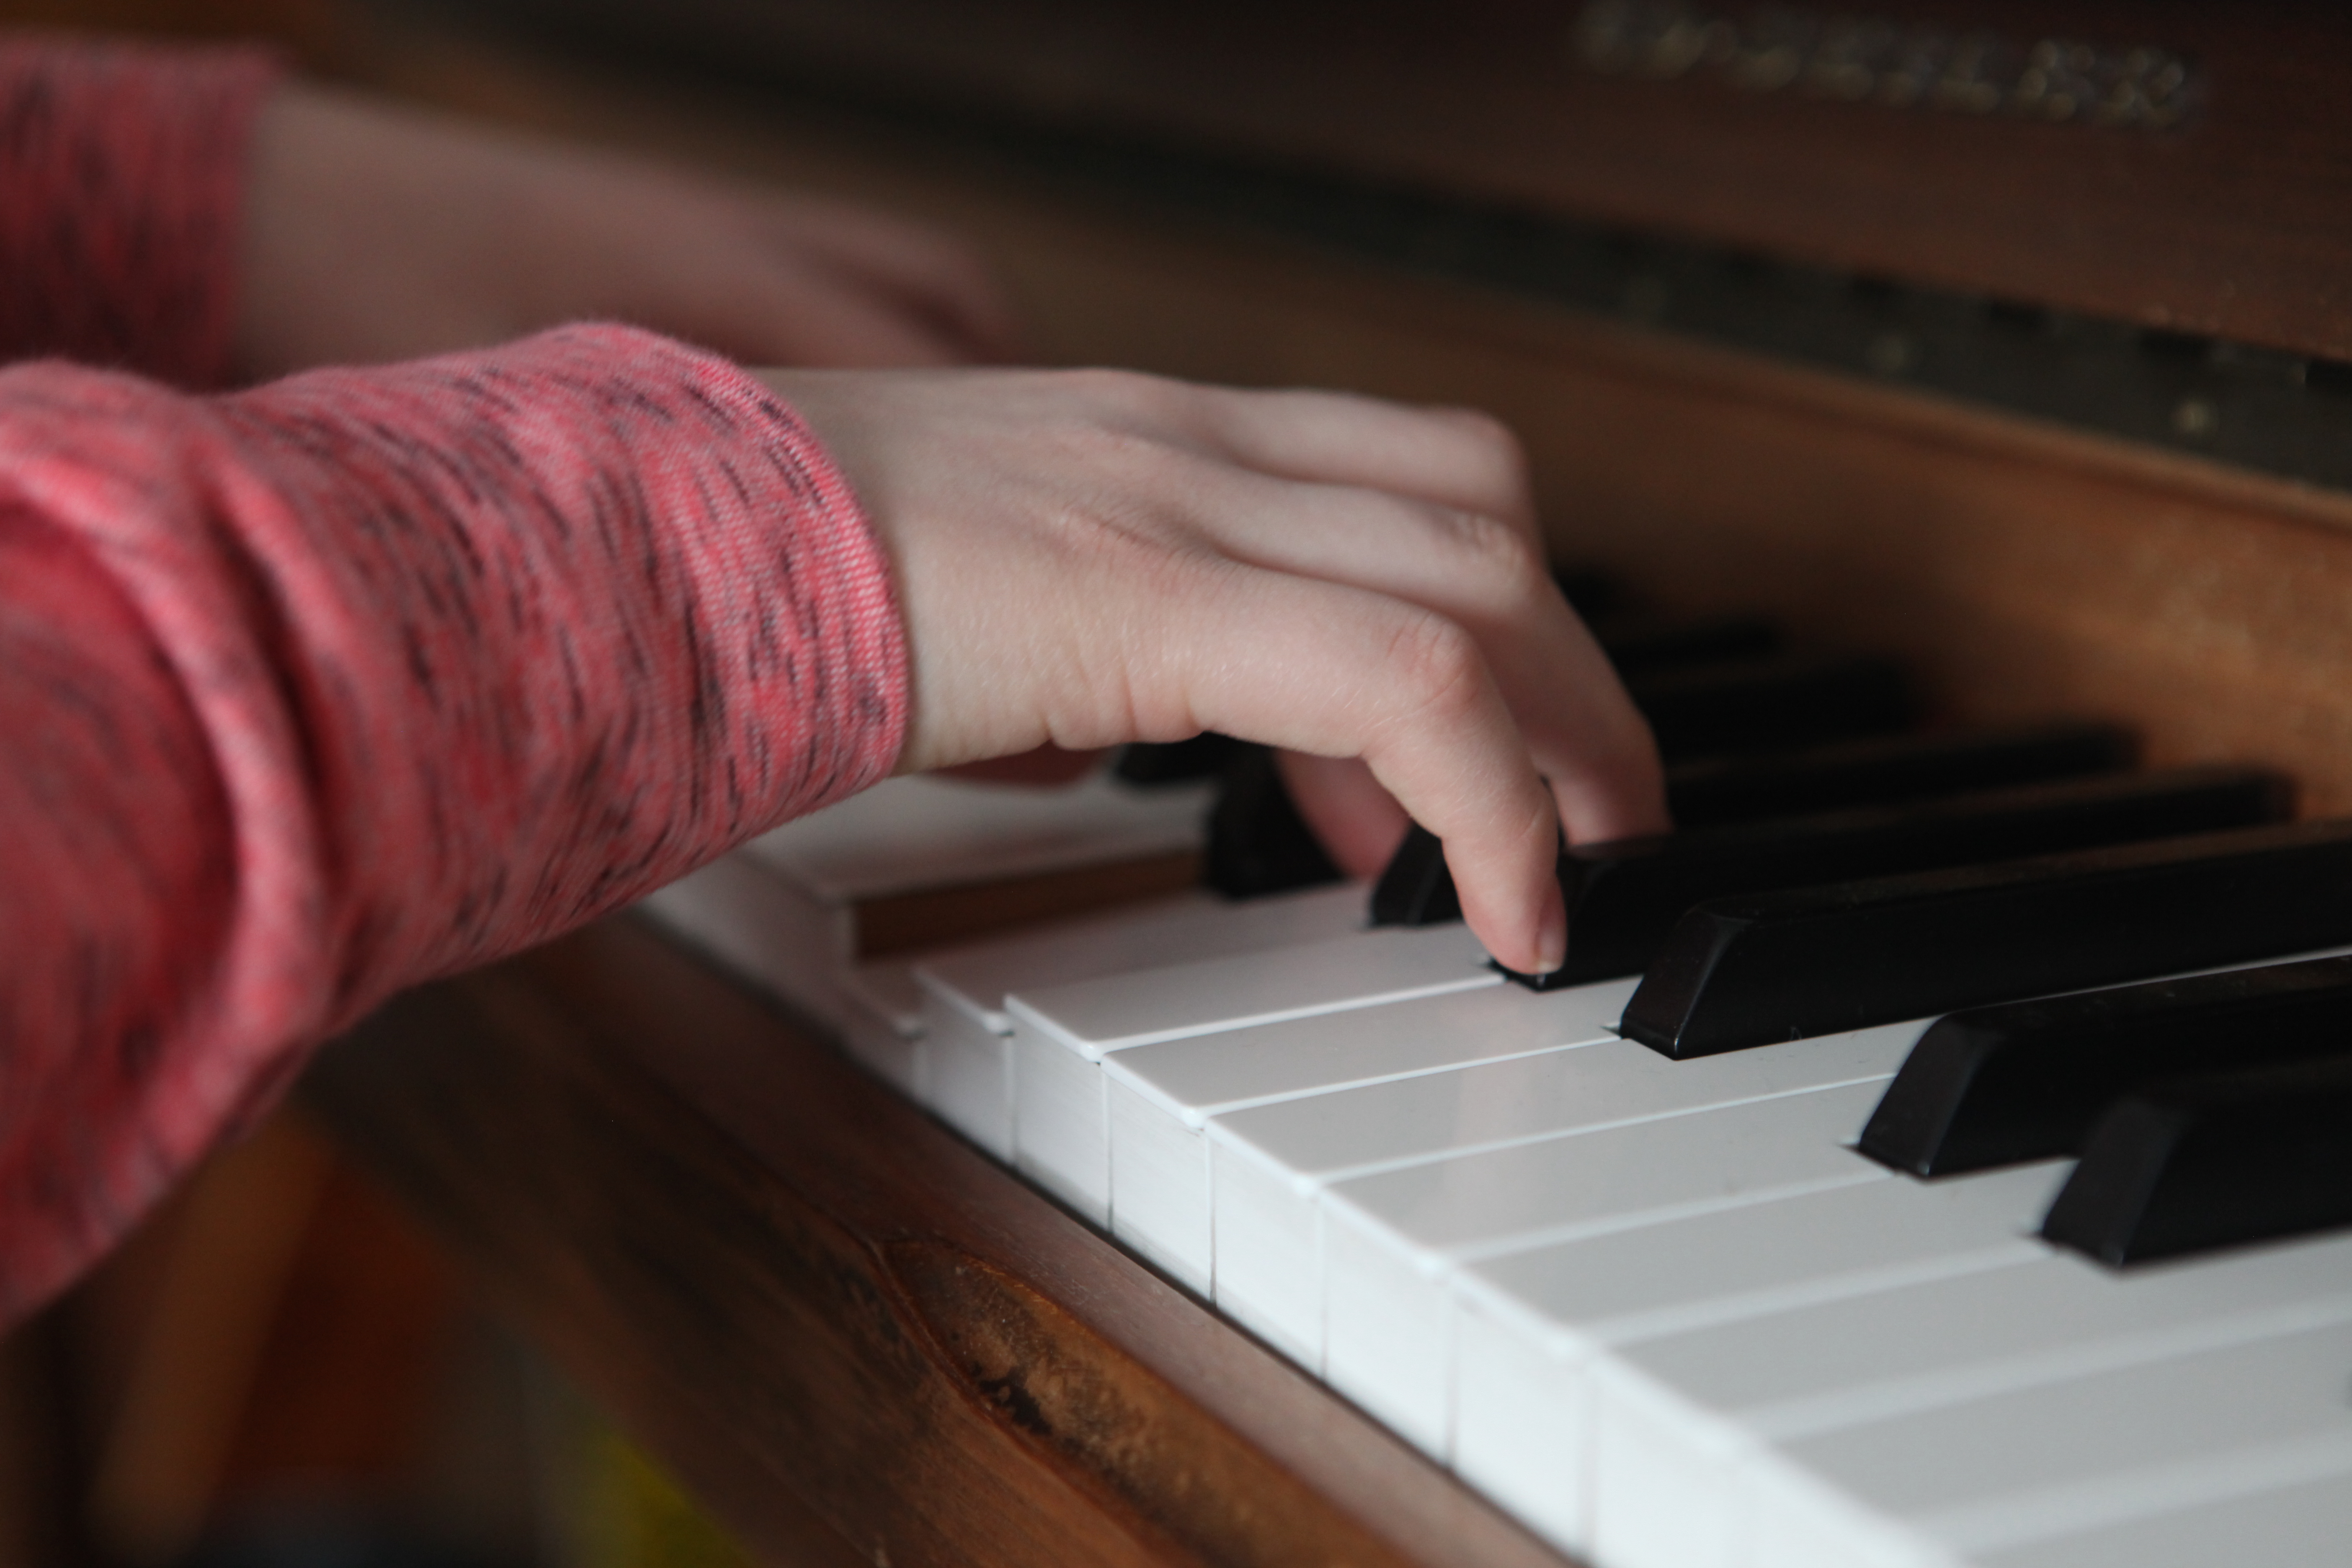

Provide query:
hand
left=764, top=366, right=1668, bottom=975
left=236, top=83, right=1019, bottom=378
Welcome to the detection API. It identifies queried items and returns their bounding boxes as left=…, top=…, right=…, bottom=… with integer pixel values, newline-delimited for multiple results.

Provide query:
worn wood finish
left=451, top=0, right=2352, bottom=361
left=305, top=918, right=1570, bottom=1568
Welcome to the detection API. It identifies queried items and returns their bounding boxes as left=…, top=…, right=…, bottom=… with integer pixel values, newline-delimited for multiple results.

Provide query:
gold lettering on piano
left=1572, top=2, right=2197, bottom=129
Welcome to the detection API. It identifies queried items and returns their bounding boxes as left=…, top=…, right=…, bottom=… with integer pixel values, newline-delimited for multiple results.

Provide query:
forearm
left=0, top=326, right=906, bottom=1320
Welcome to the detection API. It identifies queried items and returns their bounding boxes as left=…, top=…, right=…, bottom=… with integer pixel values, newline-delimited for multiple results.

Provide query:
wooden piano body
left=306, top=4, right=2352, bottom=1563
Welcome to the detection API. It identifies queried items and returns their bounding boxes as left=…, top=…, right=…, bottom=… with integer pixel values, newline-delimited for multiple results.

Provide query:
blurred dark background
left=0, top=15, right=765, bottom=1568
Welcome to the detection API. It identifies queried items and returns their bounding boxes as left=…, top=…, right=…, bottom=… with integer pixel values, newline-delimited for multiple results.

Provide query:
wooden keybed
left=303, top=5, right=2352, bottom=1563
left=309, top=917, right=1565, bottom=1568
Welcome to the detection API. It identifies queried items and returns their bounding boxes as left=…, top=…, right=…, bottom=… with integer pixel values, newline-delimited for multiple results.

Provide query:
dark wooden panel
left=304, top=919, right=1571, bottom=1568
left=346, top=17, right=2352, bottom=820
left=452, top=0, right=2352, bottom=361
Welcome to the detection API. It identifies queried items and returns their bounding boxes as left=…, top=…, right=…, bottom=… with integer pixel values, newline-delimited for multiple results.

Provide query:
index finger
left=1160, top=385, right=1540, bottom=539
left=1166, top=563, right=1567, bottom=976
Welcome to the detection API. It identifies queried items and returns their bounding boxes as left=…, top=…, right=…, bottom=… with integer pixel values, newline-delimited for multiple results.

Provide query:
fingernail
left=1533, top=885, right=1568, bottom=976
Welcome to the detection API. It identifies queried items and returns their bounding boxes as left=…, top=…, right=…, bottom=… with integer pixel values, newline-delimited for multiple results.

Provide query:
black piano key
left=1666, top=723, right=2139, bottom=828
left=1861, top=955, right=2352, bottom=1178
left=1542, top=766, right=2288, bottom=985
left=1114, top=733, right=1243, bottom=786
left=2041, top=1056, right=2352, bottom=1266
left=1370, top=823, right=1455, bottom=926
left=1202, top=744, right=1344, bottom=898
left=1371, top=724, right=2150, bottom=930
left=1600, top=616, right=1783, bottom=678
left=1618, top=819, right=2352, bottom=1060
left=1383, top=764, right=2283, bottom=959
left=1628, top=654, right=1915, bottom=761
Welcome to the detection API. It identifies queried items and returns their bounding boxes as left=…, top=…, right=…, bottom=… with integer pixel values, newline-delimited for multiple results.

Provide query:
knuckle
left=1034, top=463, right=1213, bottom=575
left=1048, top=420, right=1196, bottom=507
left=1057, top=365, right=1180, bottom=418
left=1430, top=407, right=1538, bottom=530
left=1438, top=405, right=1529, bottom=474
left=1441, top=506, right=1545, bottom=575
left=1429, top=506, right=1549, bottom=605
left=1384, top=609, right=1489, bottom=720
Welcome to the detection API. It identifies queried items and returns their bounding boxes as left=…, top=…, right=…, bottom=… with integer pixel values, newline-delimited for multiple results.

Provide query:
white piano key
left=1105, top=1074, right=1214, bottom=1292
left=911, top=882, right=1365, bottom=1163
left=1016, top=1024, right=1116, bottom=1216
left=1102, top=978, right=1637, bottom=1296
left=637, top=849, right=844, bottom=1026
left=741, top=770, right=1212, bottom=901
left=925, top=996, right=1019, bottom=1158
left=1591, top=1228, right=2352, bottom=1568
left=1009, top=924, right=1498, bottom=1222
left=643, top=769, right=1210, bottom=1050
left=1009, top=921, right=1498, bottom=1057
left=1977, top=1455, right=2352, bottom=1568
left=1463, top=1158, right=2066, bottom=1352
left=1633, top=1231, right=2352, bottom=1443
left=1930, top=1429, right=2352, bottom=1565
left=1110, top=975, right=1639, bottom=1128
left=1751, top=1317, right=2352, bottom=1568
left=838, top=961, right=926, bottom=1093
left=915, top=883, right=1366, bottom=1036
left=1321, top=1080, right=1893, bottom=1455
left=1451, top=1284, right=1591, bottom=1554
left=1210, top=1133, right=1324, bottom=1365
left=1210, top=1025, right=1913, bottom=1384
left=1449, top=1160, right=2068, bottom=1558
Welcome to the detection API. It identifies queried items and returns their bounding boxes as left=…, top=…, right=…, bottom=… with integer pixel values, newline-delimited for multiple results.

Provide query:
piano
left=309, top=4, right=2352, bottom=1566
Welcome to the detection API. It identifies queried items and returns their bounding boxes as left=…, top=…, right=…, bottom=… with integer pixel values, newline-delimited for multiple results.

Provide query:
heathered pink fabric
left=0, top=44, right=910, bottom=1320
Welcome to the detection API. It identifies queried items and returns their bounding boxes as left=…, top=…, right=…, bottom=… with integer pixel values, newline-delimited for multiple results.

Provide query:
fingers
left=769, top=366, right=1661, bottom=972
left=1167, top=458, right=1669, bottom=846
left=1171, top=386, right=1668, bottom=843
left=1163, top=384, right=1538, bottom=537
left=1169, top=569, right=1568, bottom=974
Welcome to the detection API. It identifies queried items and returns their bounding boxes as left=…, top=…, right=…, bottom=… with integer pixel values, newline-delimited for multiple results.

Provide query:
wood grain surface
left=306, top=919, right=1573, bottom=1568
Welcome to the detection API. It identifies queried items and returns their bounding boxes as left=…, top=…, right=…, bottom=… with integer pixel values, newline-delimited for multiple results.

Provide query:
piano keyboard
left=636, top=600, right=2352, bottom=1568
left=639, top=766, right=1214, bottom=1090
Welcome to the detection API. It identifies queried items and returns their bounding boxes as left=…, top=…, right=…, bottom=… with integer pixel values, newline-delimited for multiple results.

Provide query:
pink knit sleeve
left=0, top=325, right=909, bottom=1320
left=0, top=36, right=278, bottom=386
